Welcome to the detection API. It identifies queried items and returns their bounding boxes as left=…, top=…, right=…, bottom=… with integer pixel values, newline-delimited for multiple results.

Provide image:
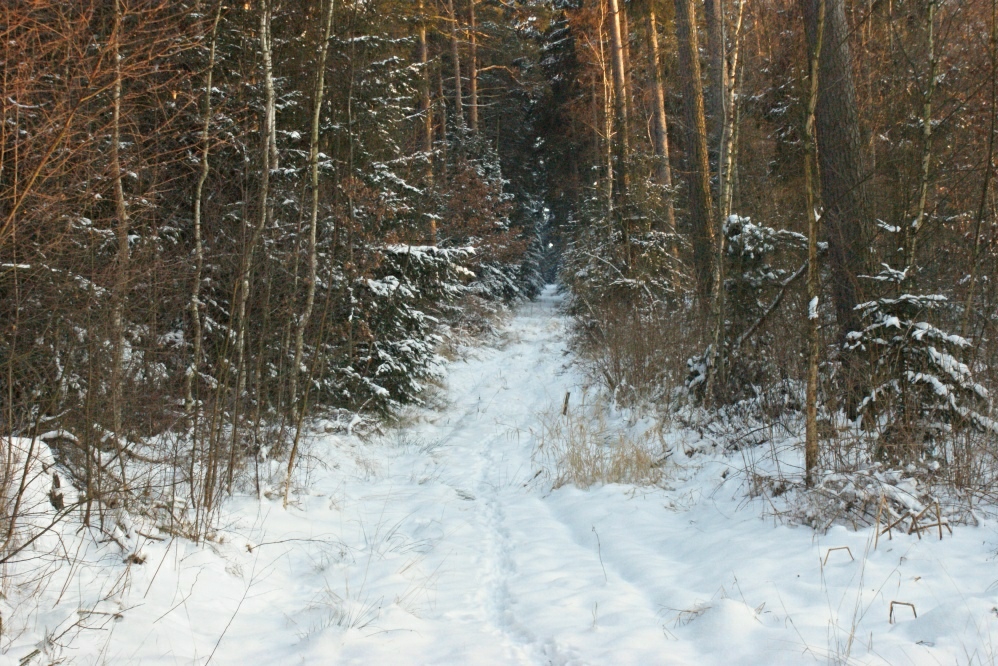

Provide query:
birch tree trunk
left=186, top=1, right=224, bottom=415
left=286, top=0, right=336, bottom=508
left=290, top=0, right=334, bottom=413
left=704, top=0, right=728, bottom=161
left=718, top=0, right=746, bottom=222
left=110, top=0, right=130, bottom=482
left=228, top=0, right=277, bottom=493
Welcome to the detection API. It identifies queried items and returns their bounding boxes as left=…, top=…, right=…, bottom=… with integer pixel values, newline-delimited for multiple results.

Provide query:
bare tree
left=286, top=0, right=337, bottom=508
left=186, top=1, right=225, bottom=415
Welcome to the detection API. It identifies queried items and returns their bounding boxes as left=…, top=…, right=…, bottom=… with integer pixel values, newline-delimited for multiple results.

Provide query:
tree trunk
left=290, top=0, right=334, bottom=413
left=803, top=0, right=826, bottom=487
left=419, top=0, right=434, bottom=181
left=802, top=0, right=869, bottom=339
left=286, top=0, right=336, bottom=508
left=447, top=0, right=464, bottom=129
left=469, top=0, right=478, bottom=132
left=963, top=0, right=997, bottom=337
left=608, top=0, right=631, bottom=255
left=109, top=0, right=130, bottom=482
left=646, top=5, right=677, bottom=238
left=718, top=0, right=746, bottom=222
left=905, top=0, right=936, bottom=276
left=228, top=0, right=277, bottom=494
left=704, top=0, right=728, bottom=162
left=674, top=0, right=716, bottom=303
left=186, top=1, right=224, bottom=415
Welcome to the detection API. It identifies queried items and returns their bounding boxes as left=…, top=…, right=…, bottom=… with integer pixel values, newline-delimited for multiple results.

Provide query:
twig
left=204, top=555, right=258, bottom=665
left=592, top=526, right=608, bottom=583
left=889, top=601, right=916, bottom=623
left=822, top=546, right=855, bottom=567
left=733, top=260, right=808, bottom=350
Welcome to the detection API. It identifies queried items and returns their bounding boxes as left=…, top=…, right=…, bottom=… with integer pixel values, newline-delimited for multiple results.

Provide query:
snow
left=7, top=285, right=998, bottom=664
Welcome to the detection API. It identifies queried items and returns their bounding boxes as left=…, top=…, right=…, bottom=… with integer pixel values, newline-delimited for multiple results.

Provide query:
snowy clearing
left=8, top=285, right=998, bottom=665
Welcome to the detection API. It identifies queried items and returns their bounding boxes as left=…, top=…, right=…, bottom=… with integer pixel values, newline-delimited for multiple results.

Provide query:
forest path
left=327, top=284, right=676, bottom=664
left=97, top=286, right=996, bottom=666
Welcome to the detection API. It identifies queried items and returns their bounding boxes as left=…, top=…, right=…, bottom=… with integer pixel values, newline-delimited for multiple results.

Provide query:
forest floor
left=9, top=285, right=998, bottom=665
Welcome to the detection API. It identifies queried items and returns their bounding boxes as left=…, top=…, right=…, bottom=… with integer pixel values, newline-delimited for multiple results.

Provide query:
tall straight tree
left=226, top=0, right=278, bottom=496
left=608, top=0, right=631, bottom=254
left=109, top=0, right=131, bottom=483
left=801, top=0, right=869, bottom=338
left=645, top=1, right=676, bottom=237
left=186, top=1, right=225, bottom=414
left=704, top=0, right=728, bottom=157
left=803, top=0, right=826, bottom=486
left=468, top=0, right=478, bottom=132
left=289, top=0, right=336, bottom=423
left=673, top=0, right=716, bottom=303
left=419, top=0, right=433, bottom=183
left=447, top=0, right=465, bottom=129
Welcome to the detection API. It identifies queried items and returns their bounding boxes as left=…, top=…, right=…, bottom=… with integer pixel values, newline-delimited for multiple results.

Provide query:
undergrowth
left=532, top=392, right=669, bottom=489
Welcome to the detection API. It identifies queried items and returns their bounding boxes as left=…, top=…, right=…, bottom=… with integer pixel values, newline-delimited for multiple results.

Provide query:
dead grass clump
left=533, top=394, right=667, bottom=489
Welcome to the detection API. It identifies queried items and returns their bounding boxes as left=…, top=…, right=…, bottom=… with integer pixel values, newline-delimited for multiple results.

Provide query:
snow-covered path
left=41, top=285, right=998, bottom=665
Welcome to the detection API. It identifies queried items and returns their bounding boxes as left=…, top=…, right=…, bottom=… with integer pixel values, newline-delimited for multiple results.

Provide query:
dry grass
left=532, top=393, right=667, bottom=489
left=572, top=299, right=705, bottom=408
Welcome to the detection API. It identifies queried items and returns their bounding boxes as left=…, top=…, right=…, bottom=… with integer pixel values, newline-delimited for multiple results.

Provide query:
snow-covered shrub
left=844, top=266, right=995, bottom=462
left=687, top=215, right=808, bottom=407
left=323, top=244, right=474, bottom=413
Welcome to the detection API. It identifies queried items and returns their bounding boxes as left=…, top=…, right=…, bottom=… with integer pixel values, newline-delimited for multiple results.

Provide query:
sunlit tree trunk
left=447, top=0, right=464, bottom=129
left=646, top=4, right=676, bottom=238
left=608, top=0, right=631, bottom=258
left=704, top=0, right=728, bottom=162
left=420, top=0, right=434, bottom=182
left=469, top=0, right=478, bottom=132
